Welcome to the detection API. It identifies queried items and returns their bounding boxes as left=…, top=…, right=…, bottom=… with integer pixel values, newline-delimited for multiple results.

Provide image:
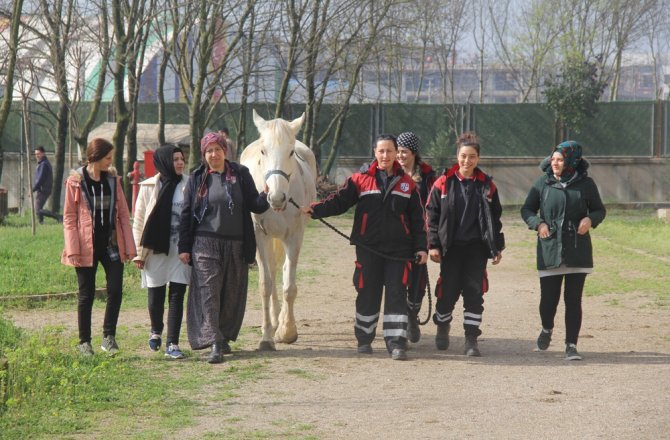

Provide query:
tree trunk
left=0, top=0, right=25, bottom=181
left=51, top=102, right=69, bottom=214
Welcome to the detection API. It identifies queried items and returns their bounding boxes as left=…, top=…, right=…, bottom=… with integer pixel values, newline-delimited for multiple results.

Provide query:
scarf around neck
left=140, top=145, right=183, bottom=255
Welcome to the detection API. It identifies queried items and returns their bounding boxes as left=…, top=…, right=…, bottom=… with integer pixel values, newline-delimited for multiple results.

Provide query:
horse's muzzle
left=269, top=193, right=287, bottom=211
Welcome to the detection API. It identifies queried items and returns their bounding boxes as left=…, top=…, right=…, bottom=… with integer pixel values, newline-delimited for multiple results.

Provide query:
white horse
left=240, top=110, right=317, bottom=351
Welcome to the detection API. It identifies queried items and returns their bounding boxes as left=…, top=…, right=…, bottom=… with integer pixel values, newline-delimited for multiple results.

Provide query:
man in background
left=32, top=146, right=61, bottom=223
left=218, top=128, right=237, bottom=160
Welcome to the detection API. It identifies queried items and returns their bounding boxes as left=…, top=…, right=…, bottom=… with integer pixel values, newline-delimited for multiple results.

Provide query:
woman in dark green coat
left=521, top=141, right=606, bottom=361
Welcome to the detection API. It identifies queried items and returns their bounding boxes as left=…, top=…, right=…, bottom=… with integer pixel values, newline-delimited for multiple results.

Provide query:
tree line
left=0, top=0, right=668, bottom=214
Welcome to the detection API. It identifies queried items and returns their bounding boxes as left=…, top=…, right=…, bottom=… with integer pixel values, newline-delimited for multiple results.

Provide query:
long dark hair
left=86, top=138, right=114, bottom=164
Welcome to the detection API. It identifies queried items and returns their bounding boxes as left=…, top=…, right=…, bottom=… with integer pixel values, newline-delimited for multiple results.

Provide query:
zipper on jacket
left=399, top=213, right=410, bottom=235
left=568, top=220, right=577, bottom=248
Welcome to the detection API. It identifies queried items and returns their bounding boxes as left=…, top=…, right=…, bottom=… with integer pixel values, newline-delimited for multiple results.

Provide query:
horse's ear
left=288, top=113, right=305, bottom=136
left=252, top=109, right=267, bottom=130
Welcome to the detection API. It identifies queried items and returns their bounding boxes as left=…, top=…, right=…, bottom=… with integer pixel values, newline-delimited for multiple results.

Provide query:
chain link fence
left=1, top=101, right=667, bottom=161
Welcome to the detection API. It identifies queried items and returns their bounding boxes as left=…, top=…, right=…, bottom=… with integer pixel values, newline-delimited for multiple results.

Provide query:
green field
left=0, top=208, right=668, bottom=438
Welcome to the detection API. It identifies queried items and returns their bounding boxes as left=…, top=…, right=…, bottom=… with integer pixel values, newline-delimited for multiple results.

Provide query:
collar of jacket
left=444, top=163, right=487, bottom=182
left=418, top=161, right=434, bottom=176
left=365, top=160, right=404, bottom=177
left=193, top=160, right=241, bottom=178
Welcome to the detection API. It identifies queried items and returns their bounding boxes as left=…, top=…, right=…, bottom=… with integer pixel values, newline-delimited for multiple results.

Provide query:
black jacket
left=178, top=161, right=269, bottom=264
left=426, top=164, right=505, bottom=257
left=311, top=160, right=427, bottom=259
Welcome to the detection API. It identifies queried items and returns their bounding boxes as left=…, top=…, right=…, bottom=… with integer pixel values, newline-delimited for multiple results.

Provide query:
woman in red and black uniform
left=426, top=132, right=504, bottom=357
left=302, top=134, right=428, bottom=361
left=396, top=132, right=436, bottom=343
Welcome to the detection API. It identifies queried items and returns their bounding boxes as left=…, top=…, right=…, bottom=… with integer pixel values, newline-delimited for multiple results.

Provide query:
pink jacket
left=61, top=168, right=137, bottom=267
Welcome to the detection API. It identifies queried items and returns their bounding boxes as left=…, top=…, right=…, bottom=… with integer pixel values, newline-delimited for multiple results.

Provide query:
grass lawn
left=0, top=208, right=668, bottom=438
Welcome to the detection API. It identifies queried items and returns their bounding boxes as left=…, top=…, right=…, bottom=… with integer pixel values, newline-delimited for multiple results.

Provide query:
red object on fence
left=144, top=150, right=156, bottom=178
left=128, top=161, right=142, bottom=218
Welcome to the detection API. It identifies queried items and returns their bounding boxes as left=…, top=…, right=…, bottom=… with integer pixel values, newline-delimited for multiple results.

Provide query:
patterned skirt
left=187, top=235, right=249, bottom=350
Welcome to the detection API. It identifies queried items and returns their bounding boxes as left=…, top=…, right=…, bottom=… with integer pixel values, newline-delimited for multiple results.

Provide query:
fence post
left=654, top=100, right=663, bottom=158
left=128, top=161, right=142, bottom=218
left=0, top=187, right=7, bottom=222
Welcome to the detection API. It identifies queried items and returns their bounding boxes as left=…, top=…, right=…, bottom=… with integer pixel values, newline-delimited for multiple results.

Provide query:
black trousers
left=353, top=247, right=410, bottom=351
left=75, top=248, right=124, bottom=344
left=433, top=242, right=489, bottom=337
left=539, top=273, right=587, bottom=345
left=148, top=282, right=187, bottom=345
left=34, top=191, right=60, bottom=223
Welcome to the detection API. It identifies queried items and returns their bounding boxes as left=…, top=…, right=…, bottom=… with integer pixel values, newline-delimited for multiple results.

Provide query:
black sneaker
left=357, top=344, right=373, bottom=354
left=565, top=344, right=582, bottom=361
left=435, top=323, right=450, bottom=350
left=464, top=336, right=481, bottom=356
left=101, top=335, right=119, bottom=356
left=391, top=348, right=408, bottom=361
left=407, top=313, right=421, bottom=343
left=536, top=329, right=552, bottom=351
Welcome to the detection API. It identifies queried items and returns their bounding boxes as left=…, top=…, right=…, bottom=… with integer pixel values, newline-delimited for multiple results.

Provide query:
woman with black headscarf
left=521, top=141, right=606, bottom=361
left=133, top=144, right=191, bottom=359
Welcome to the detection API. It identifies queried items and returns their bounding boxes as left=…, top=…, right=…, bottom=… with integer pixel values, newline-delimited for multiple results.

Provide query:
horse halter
left=264, top=169, right=291, bottom=182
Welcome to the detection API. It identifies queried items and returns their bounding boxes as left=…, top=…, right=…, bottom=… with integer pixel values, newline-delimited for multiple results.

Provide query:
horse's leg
left=269, top=238, right=283, bottom=335
left=256, top=236, right=277, bottom=351
left=274, top=231, right=303, bottom=344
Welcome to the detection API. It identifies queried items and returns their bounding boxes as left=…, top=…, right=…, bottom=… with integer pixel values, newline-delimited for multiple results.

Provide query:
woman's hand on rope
left=300, top=206, right=314, bottom=217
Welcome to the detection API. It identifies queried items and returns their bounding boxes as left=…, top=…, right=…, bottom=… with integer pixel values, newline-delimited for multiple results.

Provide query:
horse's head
left=252, top=109, right=304, bottom=211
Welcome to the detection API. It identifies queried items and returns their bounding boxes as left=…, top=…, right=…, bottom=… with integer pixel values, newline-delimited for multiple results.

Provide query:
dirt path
left=8, top=216, right=670, bottom=439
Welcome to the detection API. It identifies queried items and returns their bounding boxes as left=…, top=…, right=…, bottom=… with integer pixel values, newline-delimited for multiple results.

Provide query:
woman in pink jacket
left=62, top=138, right=136, bottom=356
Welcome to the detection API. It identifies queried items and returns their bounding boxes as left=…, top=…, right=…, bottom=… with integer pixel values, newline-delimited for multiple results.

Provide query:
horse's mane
left=261, top=119, right=296, bottom=148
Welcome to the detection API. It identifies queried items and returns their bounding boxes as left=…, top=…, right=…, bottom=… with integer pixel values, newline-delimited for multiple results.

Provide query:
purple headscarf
left=200, top=132, right=228, bottom=158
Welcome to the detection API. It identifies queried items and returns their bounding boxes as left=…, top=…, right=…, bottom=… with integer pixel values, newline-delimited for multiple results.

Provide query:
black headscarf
left=140, top=144, right=183, bottom=255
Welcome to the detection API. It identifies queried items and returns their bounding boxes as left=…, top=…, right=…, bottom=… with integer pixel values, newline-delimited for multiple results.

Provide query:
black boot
left=407, top=312, right=421, bottom=343
left=208, top=342, right=224, bottom=364
left=435, top=323, right=450, bottom=350
left=464, top=335, right=481, bottom=357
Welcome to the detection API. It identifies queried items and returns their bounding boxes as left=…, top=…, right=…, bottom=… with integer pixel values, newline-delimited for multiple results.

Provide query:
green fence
left=1, top=101, right=667, bottom=160
left=577, top=102, right=654, bottom=156
left=471, top=103, right=555, bottom=156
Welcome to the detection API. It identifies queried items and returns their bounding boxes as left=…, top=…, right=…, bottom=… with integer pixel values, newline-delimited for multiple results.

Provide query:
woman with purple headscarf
left=178, top=132, right=269, bottom=363
left=521, top=141, right=606, bottom=361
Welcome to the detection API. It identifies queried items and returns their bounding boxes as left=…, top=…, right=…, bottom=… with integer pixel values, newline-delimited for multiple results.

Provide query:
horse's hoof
left=258, top=340, right=276, bottom=351
left=276, top=334, right=298, bottom=344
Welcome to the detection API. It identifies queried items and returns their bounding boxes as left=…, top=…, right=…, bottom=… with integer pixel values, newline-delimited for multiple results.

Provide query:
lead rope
left=417, top=273, right=432, bottom=326
left=288, top=197, right=432, bottom=326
